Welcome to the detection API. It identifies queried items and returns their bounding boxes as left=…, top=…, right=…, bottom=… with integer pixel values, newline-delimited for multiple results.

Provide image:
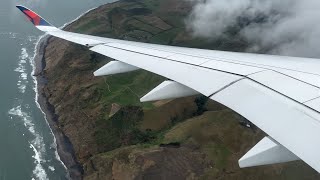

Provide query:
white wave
left=15, top=48, right=30, bottom=93
left=29, top=5, right=106, bottom=174
left=21, top=73, right=28, bottom=80
left=9, top=106, right=35, bottom=134
left=10, top=43, right=52, bottom=179
left=0, top=32, right=19, bottom=39
left=30, top=34, right=68, bottom=171
left=9, top=32, right=17, bottom=39
left=28, top=4, right=114, bottom=179
left=30, top=144, right=41, bottom=164
left=18, top=84, right=27, bottom=93
left=28, top=36, right=38, bottom=42
left=14, top=66, right=26, bottom=73
left=19, top=48, right=29, bottom=60
left=30, top=144, right=48, bottom=180
left=48, top=166, right=55, bottom=172
left=8, top=105, right=49, bottom=180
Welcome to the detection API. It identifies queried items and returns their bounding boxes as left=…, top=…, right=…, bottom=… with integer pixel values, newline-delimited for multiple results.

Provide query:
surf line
left=30, top=4, right=111, bottom=178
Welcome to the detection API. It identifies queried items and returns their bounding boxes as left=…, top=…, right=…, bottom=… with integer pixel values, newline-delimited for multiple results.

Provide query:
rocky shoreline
left=34, top=36, right=83, bottom=179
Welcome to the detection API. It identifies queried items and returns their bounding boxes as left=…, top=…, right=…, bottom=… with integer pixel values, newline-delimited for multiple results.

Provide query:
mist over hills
left=186, top=0, right=320, bottom=58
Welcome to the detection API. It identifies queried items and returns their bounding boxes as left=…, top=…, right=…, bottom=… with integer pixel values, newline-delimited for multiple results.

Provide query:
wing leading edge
left=17, top=6, right=320, bottom=172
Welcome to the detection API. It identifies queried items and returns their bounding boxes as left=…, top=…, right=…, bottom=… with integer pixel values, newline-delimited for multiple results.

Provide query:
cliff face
left=41, top=0, right=320, bottom=179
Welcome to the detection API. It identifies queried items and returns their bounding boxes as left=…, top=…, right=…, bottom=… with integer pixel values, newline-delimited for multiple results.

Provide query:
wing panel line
left=104, top=40, right=320, bottom=76
left=100, top=44, right=320, bottom=105
left=234, top=78, right=320, bottom=115
left=207, top=77, right=246, bottom=97
left=102, top=43, right=251, bottom=77
left=304, top=97, right=320, bottom=104
left=102, top=43, right=320, bottom=89
left=102, top=42, right=320, bottom=76
left=95, top=43, right=320, bottom=114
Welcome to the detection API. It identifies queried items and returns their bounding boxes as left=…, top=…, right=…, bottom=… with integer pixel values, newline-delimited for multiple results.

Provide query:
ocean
left=0, top=0, right=115, bottom=179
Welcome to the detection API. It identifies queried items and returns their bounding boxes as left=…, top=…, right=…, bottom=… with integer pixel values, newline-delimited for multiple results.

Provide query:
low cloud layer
left=186, top=0, right=320, bottom=58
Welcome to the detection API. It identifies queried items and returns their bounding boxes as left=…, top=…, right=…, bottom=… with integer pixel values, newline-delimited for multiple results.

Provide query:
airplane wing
left=17, top=5, right=320, bottom=172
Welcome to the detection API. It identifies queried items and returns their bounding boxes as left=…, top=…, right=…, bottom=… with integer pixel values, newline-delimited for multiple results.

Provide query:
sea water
left=0, top=0, right=115, bottom=179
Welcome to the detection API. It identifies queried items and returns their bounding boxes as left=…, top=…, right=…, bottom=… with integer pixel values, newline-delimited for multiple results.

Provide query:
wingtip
left=16, top=5, right=53, bottom=27
left=16, top=5, right=30, bottom=14
left=16, top=5, right=23, bottom=9
left=16, top=5, right=26, bottom=9
left=16, top=5, right=32, bottom=16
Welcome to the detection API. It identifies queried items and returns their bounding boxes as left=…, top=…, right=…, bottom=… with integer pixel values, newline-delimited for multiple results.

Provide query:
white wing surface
left=17, top=5, right=320, bottom=172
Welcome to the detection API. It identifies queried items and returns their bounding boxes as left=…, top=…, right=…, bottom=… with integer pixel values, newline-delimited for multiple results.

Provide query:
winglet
left=16, top=5, right=59, bottom=31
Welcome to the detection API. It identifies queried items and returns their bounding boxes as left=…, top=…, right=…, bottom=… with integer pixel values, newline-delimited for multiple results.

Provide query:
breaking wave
left=15, top=6, right=105, bottom=179
left=8, top=105, right=48, bottom=180
left=31, top=34, right=68, bottom=171
left=15, top=48, right=29, bottom=93
left=6, top=3, right=114, bottom=179
left=0, top=32, right=18, bottom=39
left=8, top=34, right=51, bottom=180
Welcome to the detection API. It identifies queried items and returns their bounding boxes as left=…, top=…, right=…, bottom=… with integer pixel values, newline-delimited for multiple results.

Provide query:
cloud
left=186, top=0, right=320, bottom=58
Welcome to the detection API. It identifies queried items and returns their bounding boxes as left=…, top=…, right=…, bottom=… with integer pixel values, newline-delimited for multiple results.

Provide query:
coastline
left=31, top=6, right=104, bottom=179
left=33, top=36, right=83, bottom=179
